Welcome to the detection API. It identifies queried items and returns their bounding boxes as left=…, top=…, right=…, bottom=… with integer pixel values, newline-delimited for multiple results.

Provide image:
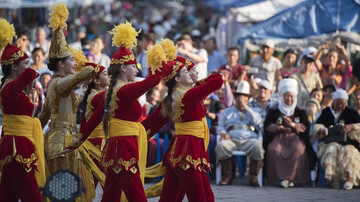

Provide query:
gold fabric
left=49, top=27, right=73, bottom=59
left=174, top=118, right=210, bottom=150
left=108, top=118, right=147, bottom=184
left=88, top=125, right=104, bottom=139
left=2, top=114, right=46, bottom=187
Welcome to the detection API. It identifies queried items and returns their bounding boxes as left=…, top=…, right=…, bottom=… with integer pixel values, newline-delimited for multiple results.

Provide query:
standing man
left=202, top=34, right=227, bottom=74
left=219, top=47, right=248, bottom=89
left=216, top=80, right=264, bottom=187
left=250, top=39, right=282, bottom=89
left=177, top=34, right=208, bottom=80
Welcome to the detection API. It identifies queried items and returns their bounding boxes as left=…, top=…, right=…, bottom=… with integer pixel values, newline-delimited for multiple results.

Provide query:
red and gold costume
left=144, top=42, right=223, bottom=201
left=0, top=18, right=44, bottom=201
left=68, top=21, right=161, bottom=202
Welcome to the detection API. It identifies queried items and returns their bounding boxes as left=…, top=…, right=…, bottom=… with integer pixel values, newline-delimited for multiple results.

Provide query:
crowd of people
left=0, top=1, right=360, bottom=202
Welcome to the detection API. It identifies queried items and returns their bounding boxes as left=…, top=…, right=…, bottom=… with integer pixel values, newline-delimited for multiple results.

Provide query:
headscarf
left=278, top=78, right=298, bottom=116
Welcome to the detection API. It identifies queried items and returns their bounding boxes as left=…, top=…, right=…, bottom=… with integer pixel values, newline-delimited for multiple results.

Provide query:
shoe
left=280, top=180, right=289, bottom=188
left=332, top=182, right=340, bottom=189
left=343, top=181, right=353, bottom=190
left=289, top=181, right=294, bottom=187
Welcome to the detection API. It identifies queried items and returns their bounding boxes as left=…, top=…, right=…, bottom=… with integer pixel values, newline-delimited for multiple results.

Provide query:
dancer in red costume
left=61, top=21, right=161, bottom=202
left=143, top=43, right=223, bottom=202
left=0, top=18, right=45, bottom=202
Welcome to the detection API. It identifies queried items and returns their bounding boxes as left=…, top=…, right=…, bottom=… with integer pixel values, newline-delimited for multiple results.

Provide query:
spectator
left=309, top=88, right=324, bottom=107
left=39, top=72, right=51, bottom=96
left=311, top=89, right=360, bottom=190
left=263, top=78, right=316, bottom=188
left=351, top=86, right=360, bottom=114
left=15, top=31, right=31, bottom=59
left=249, top=80, right=277, bottom=133
left=277, top=48, right=298, bottom=81
left=90, top=36, right=111, bottom=68
left=145, top=87, right=160, bottom=116
left=137, top=33, right=156, bottom=78
left=29, top=27, right=51, bottom=59
left=218, top=47, right=248, bottom=89
left=297, top=46, right=317, bottom=68
left=70, top=31, right=86, bottom=50
left=291, top=54, right=323, bottom=108
left=177, top=34, right=208, bottom=80
left=315, top=41, right=351, bottom=89
left=250, top=39, right=282, bottom=89
left=215, top=71, right=234, bottom=108
left=322, top=84, right=336, bottom=109
left=31, top=48, right=52, bottom=79
left=202, top=34, right=226, bottom=74
left=216, top=80, right=264, bottom=187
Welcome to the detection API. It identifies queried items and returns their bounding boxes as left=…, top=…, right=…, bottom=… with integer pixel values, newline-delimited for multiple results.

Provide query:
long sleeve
left=141, top=102, right=169, bottom=138
left=245, top=107, right=262, bottom=126
left=216, top=108, right=229, bottom=135
left=9, top=68, right=38, bottom=100
left=184, top=73, right=223, bottom=105
left=121, top=75, right=161, bottom=102
left=57, top=66, right=96, bottom=97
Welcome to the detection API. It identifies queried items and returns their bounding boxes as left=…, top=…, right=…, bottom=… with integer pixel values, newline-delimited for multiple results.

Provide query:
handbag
left=322, top=125, right=347, bottom=143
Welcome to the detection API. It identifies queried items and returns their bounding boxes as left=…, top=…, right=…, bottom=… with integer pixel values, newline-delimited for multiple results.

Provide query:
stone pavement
left=94, top=177, right=360, bottom=201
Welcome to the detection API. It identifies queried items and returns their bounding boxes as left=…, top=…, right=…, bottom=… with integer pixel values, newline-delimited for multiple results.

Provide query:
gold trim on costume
left=117, top=157, right=137, bottom=171
left=163, top=61, right=183, bottom=82
left=85, top=89, right=100, bottom=121
left=172, top=87, right=190, bottom=122
left=185, top=59, right=191, bottom=67
left=15, top=153, right=37, bottom=171
left=0, top=50, right=25, bottom=66
left=109, top=80, right=125, bottom=117
left=169, top=138, right=182, bottom=167
left=0, top=155, right=12, bottom=169
left=110, top=54, right=135, bottom=65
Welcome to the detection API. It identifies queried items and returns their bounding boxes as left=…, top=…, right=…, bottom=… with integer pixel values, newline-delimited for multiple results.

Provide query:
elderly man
left=311, top=89, right=360, bottom=190
left=249, top=39, right=282, bottom=89
left=216, top=80, right=264, bottom=187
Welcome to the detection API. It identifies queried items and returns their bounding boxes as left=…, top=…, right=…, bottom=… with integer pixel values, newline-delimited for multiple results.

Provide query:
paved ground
left=94, top=177, right=360, bottom=201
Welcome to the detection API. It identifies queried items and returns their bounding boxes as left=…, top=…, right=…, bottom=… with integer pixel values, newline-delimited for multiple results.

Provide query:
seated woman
left=263, top=78, right=316, bottom=188
left=311, top=89, right=360, bottom=190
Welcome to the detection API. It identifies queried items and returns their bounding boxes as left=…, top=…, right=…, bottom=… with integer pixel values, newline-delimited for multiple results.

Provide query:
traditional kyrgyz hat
left=0, top=18, right=28, bottom=66
left=73, top=48, right=104, bottom=76
left=109, top=21, right=140, bottom=65
left=147, top=43, right=185, bottom=82
left=175, top=56, right=195, bottom=71
left=48, top=3, right=73, bottom=59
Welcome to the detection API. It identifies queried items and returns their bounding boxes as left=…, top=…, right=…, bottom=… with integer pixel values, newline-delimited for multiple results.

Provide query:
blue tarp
left=234, top=0, right=360, bottom=45
left=204, top=0, right=265, bottom=10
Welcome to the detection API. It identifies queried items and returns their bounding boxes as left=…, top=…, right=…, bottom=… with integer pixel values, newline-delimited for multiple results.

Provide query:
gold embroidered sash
left=174, top=117, right=210, bottom=150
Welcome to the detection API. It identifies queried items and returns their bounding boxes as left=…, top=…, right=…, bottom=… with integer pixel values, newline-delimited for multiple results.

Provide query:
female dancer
left=0, top=18, right=45, bottom=202
left=143, top=43, right=223, bottom=202
left=38, top=3, right=99, bottom=201
left=62, top=21, right=161, bottom=202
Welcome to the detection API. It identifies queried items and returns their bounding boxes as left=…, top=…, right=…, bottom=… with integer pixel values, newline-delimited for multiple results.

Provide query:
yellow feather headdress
left=108, top=21, right=141, bottom=50
left=48, top=3, right=69, bottom=30
left=0, top=18, right=16, bottom=51
left=72, top=48, right=87, bottom=72
left=146, top=43, right=167, bottom=75
left=159, top=38, right=178, bottom=61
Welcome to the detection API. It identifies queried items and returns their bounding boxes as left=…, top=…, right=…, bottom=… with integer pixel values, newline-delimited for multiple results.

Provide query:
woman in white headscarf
left=311, top=89, right=360, bottom=190
left=263, top=78, right=316, bottom=188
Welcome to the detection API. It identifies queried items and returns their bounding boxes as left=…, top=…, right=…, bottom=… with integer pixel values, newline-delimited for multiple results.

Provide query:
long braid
left=81, top=81, right=95, bottom=119
left=160, top=74, right=178, bottom=118
left=103, top=64, right=120, bottom=137
left=1, top=64, right=13, bottom=89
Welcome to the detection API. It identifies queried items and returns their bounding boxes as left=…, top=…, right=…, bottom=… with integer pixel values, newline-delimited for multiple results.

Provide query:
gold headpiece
left=48, top=3, right=73, bottom=59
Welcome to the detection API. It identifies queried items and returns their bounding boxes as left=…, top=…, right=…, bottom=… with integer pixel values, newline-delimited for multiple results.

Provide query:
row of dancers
left=0, top=3, right=221, bottom=202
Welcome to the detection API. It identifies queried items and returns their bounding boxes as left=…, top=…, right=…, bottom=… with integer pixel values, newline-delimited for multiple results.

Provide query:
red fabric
left=0, top=68, right=39, bottom=171
left=84, top=62, right=105, bottom=77
left=161, top=61, right=186, bottom=82
left=159, top=165, right=214, bottom=202
left=110, top=46, right=137, bottom=65
left=143, top=73, right=223, bottom=171
left=0, top=44, right=28, bottom=66
left=0, top=161, right=41, bottom=202
left=101, top=168, right=146, bottom=202
left=73, top=75, right=161, bottom=172
left=175, top=56, right=195, bottom=71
